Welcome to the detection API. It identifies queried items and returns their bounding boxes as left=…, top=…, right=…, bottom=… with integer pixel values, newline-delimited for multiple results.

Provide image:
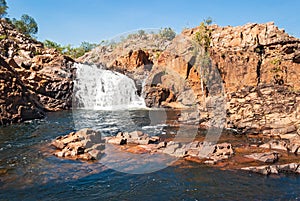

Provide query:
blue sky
left=7, top=0, right=300, bottom=46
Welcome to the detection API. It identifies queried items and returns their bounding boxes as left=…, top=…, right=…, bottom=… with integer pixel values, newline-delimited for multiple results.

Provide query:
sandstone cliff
left=79, top=22, right=300, bottom=135
left=0, top=19, right=74, bottom=125
left=142, top=22, right=300, bottom=106
left=149, top=22, right=300, bottom=134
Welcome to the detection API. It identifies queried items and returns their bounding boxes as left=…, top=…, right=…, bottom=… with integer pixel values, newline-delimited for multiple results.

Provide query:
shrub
left=158, top=27, right=176, bottom=40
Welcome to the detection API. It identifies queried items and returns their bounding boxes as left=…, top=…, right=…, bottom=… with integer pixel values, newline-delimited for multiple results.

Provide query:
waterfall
left=73, top=63, right=145, bottom=110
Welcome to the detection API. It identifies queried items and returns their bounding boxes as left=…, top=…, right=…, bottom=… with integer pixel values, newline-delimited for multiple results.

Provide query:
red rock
left=51, top=140, right=65, bottom=150
left=126, top=145, right=150, bottom=154
left=107, top=137, right=127, bottom=145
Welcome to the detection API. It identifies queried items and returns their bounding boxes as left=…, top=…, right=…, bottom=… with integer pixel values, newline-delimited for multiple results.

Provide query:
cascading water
left=73, top=63, right=145, bottom=110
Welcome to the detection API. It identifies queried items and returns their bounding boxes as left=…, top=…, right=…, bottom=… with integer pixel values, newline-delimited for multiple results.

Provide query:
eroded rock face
left=0, top=19, right=74, bottom=125
left=0, top=57, right=44, bottom=125
left=208, top=22, right=300, bottom=91
left=142, top=22, right=300, bottom=109
left=226, top=84, right=300, bottom=134
left=15, top=58, right=74, bottom=111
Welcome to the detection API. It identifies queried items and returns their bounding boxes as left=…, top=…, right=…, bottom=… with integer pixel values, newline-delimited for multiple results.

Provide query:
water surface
left=0, top=110, right=299, bottom=200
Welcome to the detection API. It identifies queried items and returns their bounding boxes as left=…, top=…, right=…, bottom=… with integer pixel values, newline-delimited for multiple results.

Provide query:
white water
left=73, top=63, right=145, bottom=110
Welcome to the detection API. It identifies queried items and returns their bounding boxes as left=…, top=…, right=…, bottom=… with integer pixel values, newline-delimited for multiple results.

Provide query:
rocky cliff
left=142, top=22, right=300, bottom=106
left=142, top=22, right=300, bottom=134
left=0, top=19, right=74, bottom=125
left=79, top=22, right=300, bottom=136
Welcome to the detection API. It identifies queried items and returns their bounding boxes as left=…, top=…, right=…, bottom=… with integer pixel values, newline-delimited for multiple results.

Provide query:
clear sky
left=7, top=0, right=300, bottom=46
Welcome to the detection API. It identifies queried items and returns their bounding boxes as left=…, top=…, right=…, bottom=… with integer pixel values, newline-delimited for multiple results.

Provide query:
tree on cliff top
left=194, top=17, right=213, bottom=102
left=194, top=17, right=212, bottom=52
left=0, top=0, right=8, bottom=18
left=12, top=14, right=38, bottom=37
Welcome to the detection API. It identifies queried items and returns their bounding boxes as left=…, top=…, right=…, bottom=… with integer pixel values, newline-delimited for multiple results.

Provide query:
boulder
left=52, top=128, right=105, bottom=160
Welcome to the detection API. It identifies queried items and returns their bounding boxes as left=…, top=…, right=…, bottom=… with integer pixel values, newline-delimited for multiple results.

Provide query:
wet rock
left=245, top=152, right=279, bottom=163
left=207, top=143, right=234, bottom=162
left=187, top=149, right=199, bottom=157
left=156, top=141, right=166, bottom=149
left=88, top=149, right=103, bottom=160
left=52, top=128, right=105, bottom=160
left=129, top=131, right=144, bottom=139
left=259, top=140, right=288, bottom=151
left=242, top=163, right=300, bottom=175
left=162, top=141, right=180, bottom=155
left=51, top=139, right=65, bottom=150
left=172, top=147, right=187, bottom=157
left=160, top=141, right=234, bottom=162
left=106, top=131, right=159, bottom=145
left=52, top=129, right=162, bottom=161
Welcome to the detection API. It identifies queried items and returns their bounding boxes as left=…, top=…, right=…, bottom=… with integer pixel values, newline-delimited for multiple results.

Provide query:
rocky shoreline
left=51, top=128, right=300, bottom=175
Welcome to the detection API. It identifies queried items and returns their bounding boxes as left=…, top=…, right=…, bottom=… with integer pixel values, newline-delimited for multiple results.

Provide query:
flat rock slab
left=244, top=152, right=279, bottom=163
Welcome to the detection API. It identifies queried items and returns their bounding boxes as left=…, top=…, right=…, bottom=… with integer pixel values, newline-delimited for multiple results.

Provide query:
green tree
left=194, top=17, right=213, bottom=102
left=44, top=40, right=98, bottom=59
left=158, top=27, right=176, bottom=40
left=43, top=40, right=64, bottom=53
left=194, top=17, right=213, bottom=52
left=12, top=14, right=38, bottom=37
left=138, top=29, right=146, bottom=38
left=0, top=0, right=8, bottom=18
left=80, top=41, right=97, bottom=52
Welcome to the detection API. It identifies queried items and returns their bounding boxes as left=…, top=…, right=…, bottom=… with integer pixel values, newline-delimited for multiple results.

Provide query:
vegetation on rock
left=0, top=0, right=8, bottom=18
left=43, top=40, right=97, bottom=59
left=194, top=17, right=212, bottom=52
left=12, top=14, right=38, bottom=37
left=158, top=27, right=176, bottom=40
left=0, top=0, right=38, bottom=38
